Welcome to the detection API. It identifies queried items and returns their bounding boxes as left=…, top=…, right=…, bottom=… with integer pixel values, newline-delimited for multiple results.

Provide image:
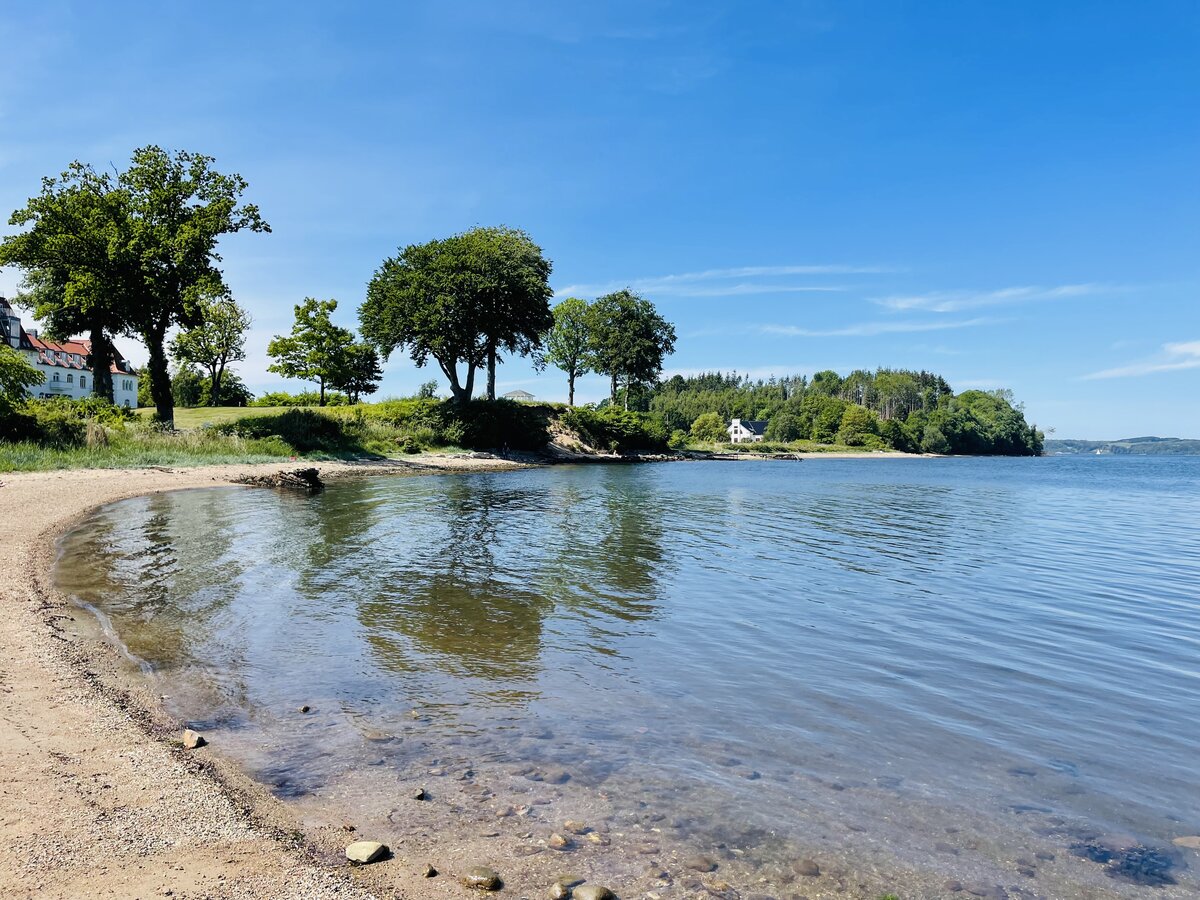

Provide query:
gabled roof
left=730, top=419, right=768, bottom=435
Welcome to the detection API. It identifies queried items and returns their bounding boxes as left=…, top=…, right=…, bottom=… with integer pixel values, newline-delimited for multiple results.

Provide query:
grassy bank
left=0, top=429, right=302, bottom=472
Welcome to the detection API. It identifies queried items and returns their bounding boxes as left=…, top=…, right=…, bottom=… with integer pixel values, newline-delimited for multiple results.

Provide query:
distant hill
left=1045, top=437, right=1200, bottom=456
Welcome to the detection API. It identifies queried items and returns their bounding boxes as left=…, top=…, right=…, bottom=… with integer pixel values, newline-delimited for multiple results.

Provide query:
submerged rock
left=686, top=855, right=718, bottom=873
left=1173, top=835, right=1200, bottom=850
left=550, top=883, right=570, bottom=900
left=549, top=833, right=573, bottom=850
left=345, top=841, right=388, bottom=864
left=181, top=729, right=206, bottom=750
left=462, top=866, right=503, bottom=890
left=794, top=859, right=820, bottom=878
left=574, top=885, right=614, bottom=900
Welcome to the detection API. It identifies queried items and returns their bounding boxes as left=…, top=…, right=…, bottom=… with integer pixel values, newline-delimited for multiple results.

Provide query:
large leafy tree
left=169, top=290, right=250, bottom=406
left=118, top=147, right=268, bottom=424
left=586, top=289, right=677, bottom=408
left=267, top=298, right=356, bottom=406
left=0, top=148, right=269, bottom=423
left=361, top=226, right=553, bottom=403
left=541, top=297, right=591, bottom=406
left=0, top=166, right=131, bottom=401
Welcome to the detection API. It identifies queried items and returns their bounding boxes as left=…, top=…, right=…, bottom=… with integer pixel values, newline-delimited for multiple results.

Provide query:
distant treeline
left=1046, top=437, right=1200, bottom=456
left=644, top=369, right=1043, bottom=455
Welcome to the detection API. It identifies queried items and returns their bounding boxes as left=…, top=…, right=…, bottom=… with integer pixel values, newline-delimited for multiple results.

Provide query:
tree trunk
left=89, top=325, right=115, bottom=403
left=209, top=363, right=222, bottom=406
left=486, top=343, right=496, bottom=401
left=568, top=371, right=575, bottom=407
left=463, top=364, right=476, bottom=402
left=610, top=372, right=618, bottom=404
left=146, top=332, right=173, bottom=425
left=319, top=378, right=326, bottom=406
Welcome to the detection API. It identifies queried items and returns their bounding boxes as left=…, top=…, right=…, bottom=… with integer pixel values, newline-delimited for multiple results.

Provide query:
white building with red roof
left=0, top=296, right=140, bottom=408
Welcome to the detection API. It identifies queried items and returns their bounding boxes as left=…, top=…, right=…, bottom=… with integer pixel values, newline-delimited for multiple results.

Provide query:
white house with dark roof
left=727, top=418, right=767, bottom=443
left=0, top=296, right=139, bottom=407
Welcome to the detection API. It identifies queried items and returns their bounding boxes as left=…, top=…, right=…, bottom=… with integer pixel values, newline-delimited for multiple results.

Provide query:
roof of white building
left=0, top=296, right=137, bottom=375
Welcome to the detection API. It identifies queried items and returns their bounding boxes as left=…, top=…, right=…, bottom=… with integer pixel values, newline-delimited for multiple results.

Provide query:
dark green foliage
left=215, top=409, right=359, bottom=454
left=361, top=398, right=550, bottom=451
left=0, top=396, right=134, bottom=449
left=764, top=412, right=803, bottom=442
left=559, top=406, right=669, bottom=453
left=837, top=404, right=879, bottom=446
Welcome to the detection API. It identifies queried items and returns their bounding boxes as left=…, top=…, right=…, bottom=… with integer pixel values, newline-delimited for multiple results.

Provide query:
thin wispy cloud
left=872, top=283, right=1110, bottom=313
left=555, top=264, right=896, bottom=299
left=1082, top=340, right=1200, bottom=380
left=762, top=317, right=994, bottom=338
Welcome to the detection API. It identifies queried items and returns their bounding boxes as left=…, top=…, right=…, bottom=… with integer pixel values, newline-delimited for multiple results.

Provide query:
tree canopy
left=0, top=147, right=269, bottom=423
left=586, top=289, right=677, bottom=408
left=361, top=226, right=553, bottom=403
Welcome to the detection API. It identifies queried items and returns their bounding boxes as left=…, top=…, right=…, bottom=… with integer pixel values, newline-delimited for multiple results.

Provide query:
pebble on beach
left=345, top=841, right=389, bottom=864
left=423, top=864, right=439, bottom=877
left=181, top=729, right=205, bottom=750
left=461, top=866, right=503, bottom=890
left=549, top=833, right=573, bottom=850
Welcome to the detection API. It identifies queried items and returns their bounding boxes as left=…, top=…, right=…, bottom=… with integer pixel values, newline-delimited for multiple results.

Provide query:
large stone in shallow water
left=181, top=729, right=205, bottom=749
left=573, top=885, right=614, bottom=900
left=1173, top=836, right=1200, bottom=850
left=346, top=841, right=388, bottom=864
left=462, top=866, right=503, bottom=890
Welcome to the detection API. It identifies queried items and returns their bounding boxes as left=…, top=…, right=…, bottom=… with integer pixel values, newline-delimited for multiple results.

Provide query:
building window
left=67, top=374, right=73, bottom=384
left=53, top=373, right=60, bottom=382
left=80, top=376, right=86, bottom=388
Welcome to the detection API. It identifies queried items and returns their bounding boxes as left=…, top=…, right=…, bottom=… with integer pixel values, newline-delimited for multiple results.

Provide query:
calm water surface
left=57, top=458, right=1200, bottom=897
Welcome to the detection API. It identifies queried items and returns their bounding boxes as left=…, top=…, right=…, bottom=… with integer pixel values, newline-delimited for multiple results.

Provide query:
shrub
left=250, top=390, right=349, bottom=407
left=215, top=409, right=362, bottom=454
left=689, top=412, right=727, bottom=444
left=560, top=406, right=668, bottom=453
left=668, top=429, right=689, bottom=449
left=764, top=412, right=803, bottom=442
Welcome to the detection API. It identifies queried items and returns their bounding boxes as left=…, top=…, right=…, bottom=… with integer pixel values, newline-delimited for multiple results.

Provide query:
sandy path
left=0, top=456, right=525, bottom=900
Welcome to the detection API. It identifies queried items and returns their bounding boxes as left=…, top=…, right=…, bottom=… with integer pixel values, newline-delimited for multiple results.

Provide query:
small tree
left=170, top=291, right=250, bottom=406
left=267, top=298, right=355, bottom=406
left=333, top=342, right=383, bottom=404
left=542, top=297, right=591, bottom=406
left=0, top=344, right=44, bottom=415
left=690, top=412, right=727, bottom=444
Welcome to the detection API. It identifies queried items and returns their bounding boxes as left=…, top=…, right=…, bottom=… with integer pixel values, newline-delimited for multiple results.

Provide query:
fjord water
left=58, top=459, right=1200, bottom=896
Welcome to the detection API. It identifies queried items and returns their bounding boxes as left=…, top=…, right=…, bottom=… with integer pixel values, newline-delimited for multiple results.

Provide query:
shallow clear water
left=57, top=458, right=1200, bottom=897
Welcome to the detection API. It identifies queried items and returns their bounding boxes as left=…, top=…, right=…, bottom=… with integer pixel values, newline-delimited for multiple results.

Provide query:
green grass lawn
left=135, top=406, right=299, bottom=427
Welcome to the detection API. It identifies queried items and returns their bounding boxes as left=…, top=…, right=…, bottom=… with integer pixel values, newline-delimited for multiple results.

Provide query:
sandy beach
left=0, top=456, right=529, bottom=900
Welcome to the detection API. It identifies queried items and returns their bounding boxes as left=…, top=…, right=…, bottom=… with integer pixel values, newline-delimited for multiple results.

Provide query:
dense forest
left=639, top=368, right=1043, bottom=455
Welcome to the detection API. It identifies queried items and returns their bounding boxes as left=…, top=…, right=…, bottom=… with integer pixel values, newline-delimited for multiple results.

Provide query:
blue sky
left=1, top=1, right=1197, bottom=438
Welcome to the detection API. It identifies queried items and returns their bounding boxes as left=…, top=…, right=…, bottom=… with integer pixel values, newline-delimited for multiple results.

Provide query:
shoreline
left=0, top=456, right=529, bottom=899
